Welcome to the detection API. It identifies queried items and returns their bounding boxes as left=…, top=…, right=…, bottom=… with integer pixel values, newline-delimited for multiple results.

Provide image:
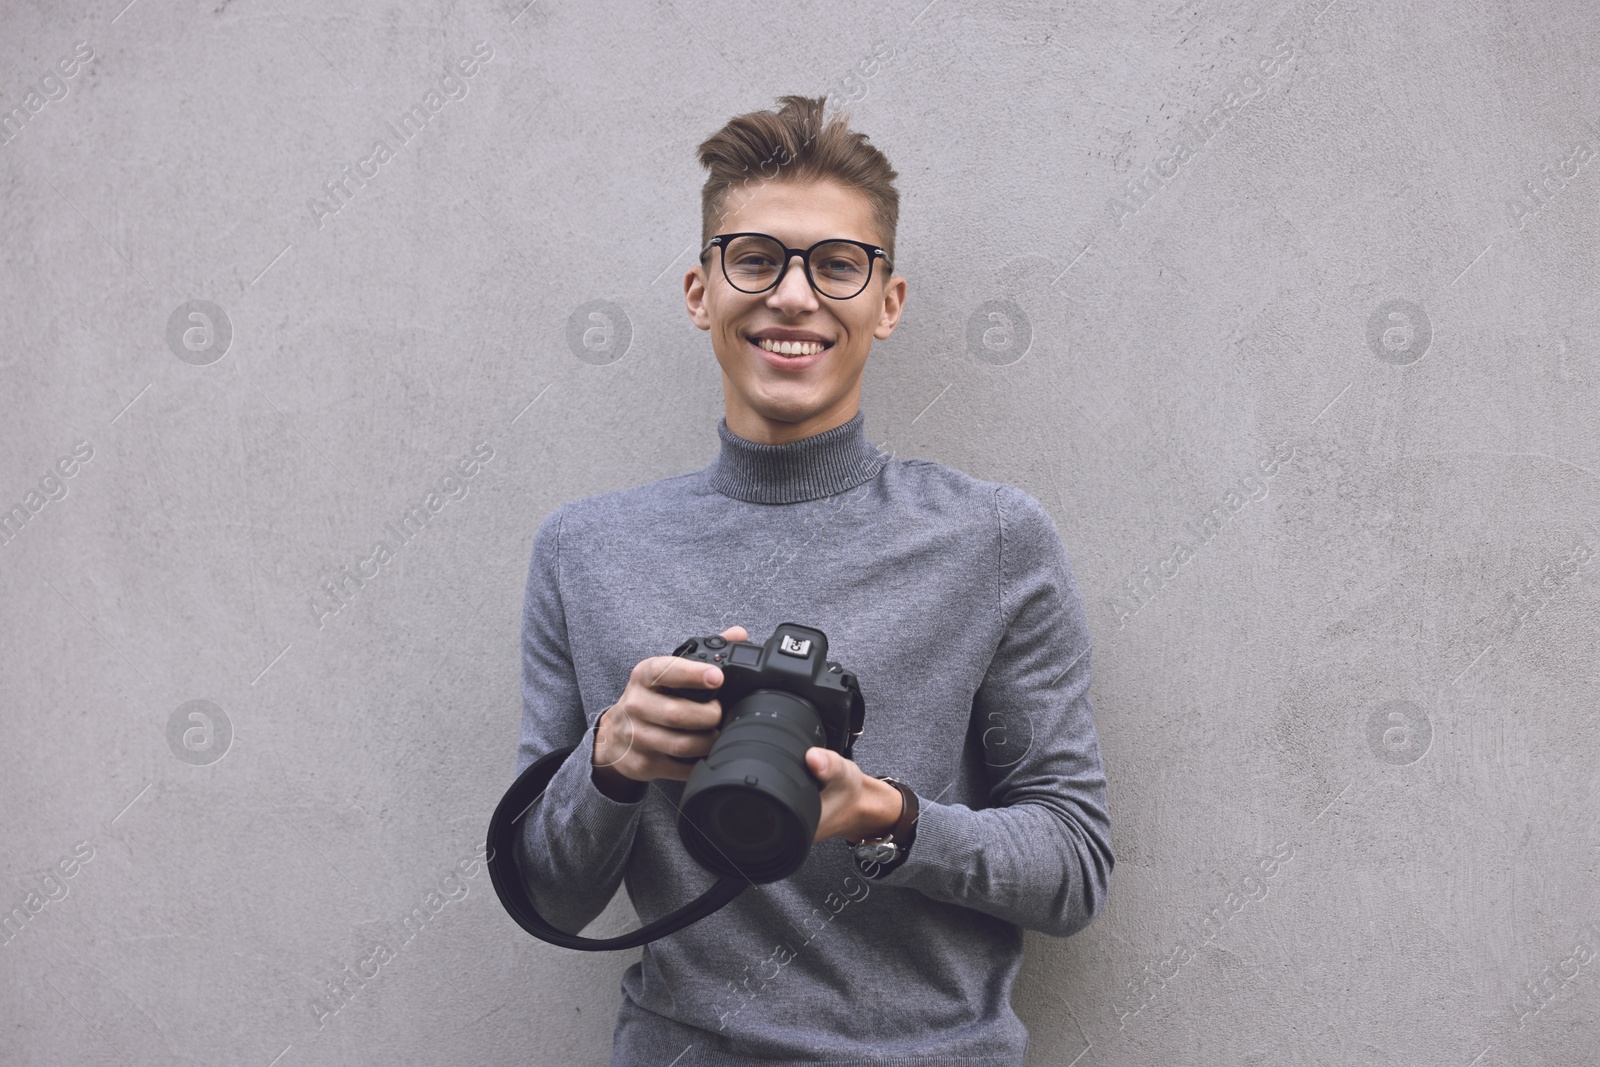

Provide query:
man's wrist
left=847, top=776, right=904, bottom=844
left=590, top=710, right=646, bottom=802
left=847, top=777, right=919, bottom=878
left=590, top=761, right=646, bottom=802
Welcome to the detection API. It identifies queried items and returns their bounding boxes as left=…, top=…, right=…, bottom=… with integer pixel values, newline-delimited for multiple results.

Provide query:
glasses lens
left=809, top=241, right=872, bottom=298
left=722, top=235, right=787, bottom=293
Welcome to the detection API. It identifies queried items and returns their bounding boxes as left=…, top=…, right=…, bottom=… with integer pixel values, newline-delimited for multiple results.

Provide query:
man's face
left=685, top=177, right=906, bottom=444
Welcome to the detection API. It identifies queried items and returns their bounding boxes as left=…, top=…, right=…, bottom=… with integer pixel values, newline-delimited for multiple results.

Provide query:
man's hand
left=591, top=625, right=748, bottom=801
left=805, top=748, right=904, bottom=844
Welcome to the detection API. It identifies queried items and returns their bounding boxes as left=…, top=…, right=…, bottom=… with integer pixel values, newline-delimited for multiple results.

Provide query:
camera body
left=664, top=622, right=864, bottom=756
left=663, top=623, right=865, bottom=883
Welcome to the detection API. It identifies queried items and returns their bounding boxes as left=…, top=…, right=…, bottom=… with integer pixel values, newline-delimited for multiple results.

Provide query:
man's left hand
left=805, top=748, right=904, bottom=844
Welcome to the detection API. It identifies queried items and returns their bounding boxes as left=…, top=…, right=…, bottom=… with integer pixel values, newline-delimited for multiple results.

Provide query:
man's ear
left=872, top=274, right=907, bottom=341
left=684, top=265, right=712, bottom=331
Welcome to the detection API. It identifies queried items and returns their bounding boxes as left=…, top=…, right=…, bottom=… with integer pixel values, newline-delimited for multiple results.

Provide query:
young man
left=513, top=95, right=1112, bottom=1066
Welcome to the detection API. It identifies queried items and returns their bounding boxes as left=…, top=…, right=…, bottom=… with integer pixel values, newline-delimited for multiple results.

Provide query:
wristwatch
left=848, top=776, right=919, bottom=878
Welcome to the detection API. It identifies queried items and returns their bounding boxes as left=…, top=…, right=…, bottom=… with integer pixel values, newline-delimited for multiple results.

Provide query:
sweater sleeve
left=509, top=504, right=646, bottom=935
left=875, top=485, right=1114, bottom=938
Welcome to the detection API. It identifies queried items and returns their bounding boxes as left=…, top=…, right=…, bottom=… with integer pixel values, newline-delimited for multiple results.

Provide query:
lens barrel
left=679, top=689, right=825, bottom=883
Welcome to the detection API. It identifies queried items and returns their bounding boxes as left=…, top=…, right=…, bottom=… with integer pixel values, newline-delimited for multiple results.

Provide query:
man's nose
left=769, top=252, right=820, bottom=308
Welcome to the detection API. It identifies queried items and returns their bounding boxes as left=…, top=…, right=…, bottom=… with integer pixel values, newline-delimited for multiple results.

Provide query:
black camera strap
left=486, top=746, right=748, bottom=951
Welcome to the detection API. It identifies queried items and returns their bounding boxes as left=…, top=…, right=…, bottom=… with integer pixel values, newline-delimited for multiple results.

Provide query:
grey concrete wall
left=2, top=0, right=1595, bottom=1064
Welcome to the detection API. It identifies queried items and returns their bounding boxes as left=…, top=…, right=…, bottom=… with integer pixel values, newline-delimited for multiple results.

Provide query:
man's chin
left=753, top=390, right=834, bottom=421
left=726, top=390, right=850, bottom=439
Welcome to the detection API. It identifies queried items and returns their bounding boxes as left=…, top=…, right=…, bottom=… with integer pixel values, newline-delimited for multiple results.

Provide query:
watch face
left=854, top=841, right=898, bottom=866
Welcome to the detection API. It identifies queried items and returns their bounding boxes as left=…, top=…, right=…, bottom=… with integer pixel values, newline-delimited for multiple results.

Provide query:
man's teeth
left=754, top=338, right=827, bottom=356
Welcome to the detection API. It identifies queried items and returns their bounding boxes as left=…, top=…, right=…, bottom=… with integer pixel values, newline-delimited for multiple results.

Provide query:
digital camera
left=663, top=623, right=865, bottom=883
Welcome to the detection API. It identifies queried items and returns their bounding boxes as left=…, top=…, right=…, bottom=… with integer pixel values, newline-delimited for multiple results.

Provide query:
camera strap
left=485, top=745, right=748, bottom=951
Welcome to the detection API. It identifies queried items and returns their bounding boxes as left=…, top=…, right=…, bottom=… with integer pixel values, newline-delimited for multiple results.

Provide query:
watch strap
left=851, top=776, right=919, bottom=877
left=879, top=776, right=919, bottom=845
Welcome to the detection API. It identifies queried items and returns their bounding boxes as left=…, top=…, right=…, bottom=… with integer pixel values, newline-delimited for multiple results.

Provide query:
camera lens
left=709, top=793, right=782, bottom=848
left=680, top=689, right=826, bottom=883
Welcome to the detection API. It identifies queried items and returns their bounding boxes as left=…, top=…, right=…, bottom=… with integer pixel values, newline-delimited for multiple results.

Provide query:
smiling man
left=511, top=95, right=1112, bottom=1066
left=686, top=175, right=900, bottom=445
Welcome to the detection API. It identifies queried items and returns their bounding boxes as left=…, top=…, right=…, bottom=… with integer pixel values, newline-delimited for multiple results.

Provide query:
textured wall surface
left=2, top=1, right=1596, bottom=1064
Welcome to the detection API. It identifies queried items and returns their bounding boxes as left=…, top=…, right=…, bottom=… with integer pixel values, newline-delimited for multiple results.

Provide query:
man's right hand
left=590, top=625, right=749, bottom=801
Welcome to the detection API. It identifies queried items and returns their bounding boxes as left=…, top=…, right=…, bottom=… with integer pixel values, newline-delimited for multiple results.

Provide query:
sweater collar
left=709, top=410, right=889, bottom=504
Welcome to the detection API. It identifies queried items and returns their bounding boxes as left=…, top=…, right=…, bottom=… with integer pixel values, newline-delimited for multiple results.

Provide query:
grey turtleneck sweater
left=512, top=411, right=1112, bottom=1066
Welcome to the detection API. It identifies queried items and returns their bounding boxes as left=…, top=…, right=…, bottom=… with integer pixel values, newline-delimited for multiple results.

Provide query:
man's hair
left=696, top=94, right=900, bottom=266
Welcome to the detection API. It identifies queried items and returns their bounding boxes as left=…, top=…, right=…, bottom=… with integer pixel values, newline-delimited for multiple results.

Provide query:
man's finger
left=637, top=653, right=724, bottom=692
left=646, top=694, right=723, bottom=732
left=633, top=719, right=719, bottom=759
left=638, top=628, right=746, bottom=690
left=806, top=747, right=837, bottom=780
left=630, top=755, right=694, bottom=790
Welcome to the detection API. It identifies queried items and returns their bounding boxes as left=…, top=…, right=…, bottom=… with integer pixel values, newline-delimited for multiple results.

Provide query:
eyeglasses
left=699, top=232, right=893, bottom=300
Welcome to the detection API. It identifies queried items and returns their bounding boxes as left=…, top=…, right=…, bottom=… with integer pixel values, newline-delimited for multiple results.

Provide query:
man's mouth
left=752, top=337, right=831, bottom=357
left=746, top=328, right=837, bottom=363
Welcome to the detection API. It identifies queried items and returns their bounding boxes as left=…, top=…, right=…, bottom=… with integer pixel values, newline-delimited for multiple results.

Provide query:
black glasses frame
left=699, top=232, right=894, bottom=300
